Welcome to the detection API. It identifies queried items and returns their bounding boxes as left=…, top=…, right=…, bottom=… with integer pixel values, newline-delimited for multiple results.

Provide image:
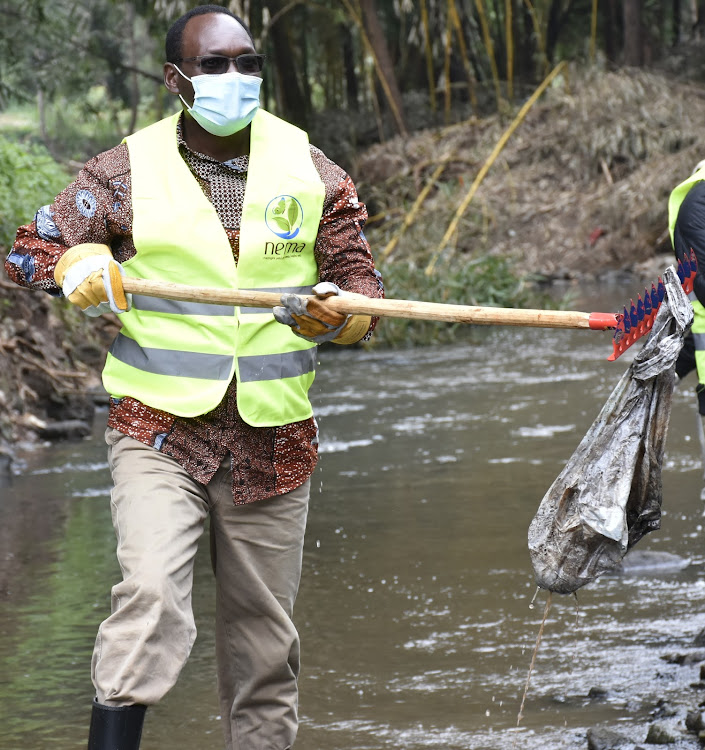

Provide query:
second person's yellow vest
left=669, top=168, right=705, bottom=384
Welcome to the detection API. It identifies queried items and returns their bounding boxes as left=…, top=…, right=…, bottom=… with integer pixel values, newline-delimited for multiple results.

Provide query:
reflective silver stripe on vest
left=689, top=291, right=698, bottom=302
left=238, top=348, right=316, bottom=382
left=693, top=333, right=705, bottom=351
left=110, top=333, right=233, bottom=380
left=239, top=285, right=315, bottom=314
left=132, top=295, right=235, bottom=316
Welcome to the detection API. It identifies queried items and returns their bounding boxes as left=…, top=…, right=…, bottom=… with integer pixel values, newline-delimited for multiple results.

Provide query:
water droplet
left=529, top=586, right=541, bottom=609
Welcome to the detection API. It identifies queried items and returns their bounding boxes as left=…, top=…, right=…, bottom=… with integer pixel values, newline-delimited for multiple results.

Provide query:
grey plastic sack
left=528, top=266, right=693, bottom=594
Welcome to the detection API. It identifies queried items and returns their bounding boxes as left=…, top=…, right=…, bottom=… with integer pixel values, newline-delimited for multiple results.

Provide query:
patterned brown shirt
left=6, top=114, right=383, bottom=504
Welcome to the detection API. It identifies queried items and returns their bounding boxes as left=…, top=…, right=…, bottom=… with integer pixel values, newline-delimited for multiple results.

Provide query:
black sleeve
left=673, top=180, right=705, bottom=306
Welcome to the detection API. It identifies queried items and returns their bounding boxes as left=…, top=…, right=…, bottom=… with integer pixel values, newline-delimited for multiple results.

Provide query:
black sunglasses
left=177, top=53, right=265, bottom=76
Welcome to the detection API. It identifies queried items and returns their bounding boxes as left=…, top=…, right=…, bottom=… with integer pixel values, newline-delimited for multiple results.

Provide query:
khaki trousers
left=92, top=429, right=310, bottom=750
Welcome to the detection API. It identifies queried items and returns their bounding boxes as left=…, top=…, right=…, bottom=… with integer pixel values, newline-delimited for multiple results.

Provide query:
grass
left=0, top=135, right=73, bottom=248
left=367, top=255, right=556, bottom=347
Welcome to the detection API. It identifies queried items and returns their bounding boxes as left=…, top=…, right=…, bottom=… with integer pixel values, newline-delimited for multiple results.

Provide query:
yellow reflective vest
left=102, top=109, right=325, bottom=425
left=669, top=169, right=705, bottom=385
left=668, top=169, right=705, bottom=245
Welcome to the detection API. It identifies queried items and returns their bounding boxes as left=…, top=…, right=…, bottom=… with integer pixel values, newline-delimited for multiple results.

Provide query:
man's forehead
left=182, top=13, right=251, bottom=51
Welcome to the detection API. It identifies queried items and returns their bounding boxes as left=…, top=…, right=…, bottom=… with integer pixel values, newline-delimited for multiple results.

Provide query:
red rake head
left=608, top=249, right=696, bottom=361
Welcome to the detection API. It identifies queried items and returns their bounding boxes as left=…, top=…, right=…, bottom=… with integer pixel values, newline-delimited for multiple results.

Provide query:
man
left=5, top=5, right=382, bottom=749
left=669, top=160, right=705, bottom=487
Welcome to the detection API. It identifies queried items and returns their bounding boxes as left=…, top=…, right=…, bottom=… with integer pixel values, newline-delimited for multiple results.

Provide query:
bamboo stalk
left=443, top=9, right=453, bottom=123
left=520, top=0, right=549, bottom=75
left=590, top=0, right=598, bottom=62
left=365, top=59, right=385, bottom=143
left=474, top=0, right=503, bottom=109
left=379, top=153, right=455, bottom=261
left=425, top=60, right=567, bottom=276
left=448, top=0, right=478, bottom=109
left=506, top=0, right=514, bottom=101
left=341, top=0, right=408, bottom=137
left=121, top=277, right=616, bottom=331
left=420, top=0, right=436, bottom=112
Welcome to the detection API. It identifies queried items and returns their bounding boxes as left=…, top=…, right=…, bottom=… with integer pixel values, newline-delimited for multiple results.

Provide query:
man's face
left=164, top=13, right=257, bottom=106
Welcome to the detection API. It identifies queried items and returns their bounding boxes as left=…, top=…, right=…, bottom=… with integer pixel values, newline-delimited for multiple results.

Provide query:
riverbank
left=355, top=64, right=705, bottom=282
left=3, top=65, right=705, bottom=459
left=0, top=282, right=115, bottom=457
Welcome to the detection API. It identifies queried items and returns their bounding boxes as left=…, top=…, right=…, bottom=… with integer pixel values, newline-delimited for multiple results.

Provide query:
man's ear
left=164, top=63, right=180, bottom=95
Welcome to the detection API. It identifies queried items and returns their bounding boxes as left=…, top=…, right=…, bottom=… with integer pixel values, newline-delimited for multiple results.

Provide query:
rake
left=120, top=250, right=697, bottom=362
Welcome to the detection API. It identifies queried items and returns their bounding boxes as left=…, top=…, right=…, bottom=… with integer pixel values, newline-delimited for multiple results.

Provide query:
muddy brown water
left=1, top=283, right=705, bottom=750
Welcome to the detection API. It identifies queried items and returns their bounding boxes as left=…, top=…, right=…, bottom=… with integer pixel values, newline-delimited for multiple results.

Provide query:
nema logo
left=265, top=195, right=304, bottom=239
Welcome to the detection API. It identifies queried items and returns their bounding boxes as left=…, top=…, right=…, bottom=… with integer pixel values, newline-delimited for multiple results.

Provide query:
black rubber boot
left=87, top=700, right=147, bottom=750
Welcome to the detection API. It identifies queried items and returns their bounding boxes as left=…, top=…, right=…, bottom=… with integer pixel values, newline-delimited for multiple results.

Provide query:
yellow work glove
left=54, top=243, right=131, bottom=317
left=272, top=282, right=372, bottom=345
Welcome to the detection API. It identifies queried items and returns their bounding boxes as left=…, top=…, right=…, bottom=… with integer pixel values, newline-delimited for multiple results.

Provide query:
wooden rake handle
left=121, top=277, right=617, bottom=331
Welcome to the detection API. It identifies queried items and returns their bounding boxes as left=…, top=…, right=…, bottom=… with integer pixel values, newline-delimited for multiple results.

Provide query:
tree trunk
left=672, top=0, right=681, bottom=43
left=623, top=0, right=645, bottom=65
left=515, top=4, right=536, bottom=82
left=546, top=0, right=563, bottom=62
left=36, top=87, right=50, bottom=152
left=299, top=6, right=312, bottom=115
left=265, top=0, right=309, bottom=127
left=490, top=0, right=506, bottom=79
left=126, top=2, right=139, bottom=136
left=358, top=0, right=407, bottom=136
left=696, top=0, right=705, bottom=39
left=340, top=23, right=359, bottom=110
left=602, top=0, right=621, bottom=61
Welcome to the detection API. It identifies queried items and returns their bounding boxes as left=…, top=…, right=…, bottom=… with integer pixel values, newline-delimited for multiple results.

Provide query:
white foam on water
left=513, top=423, right=577, bottom=438
left=31, top=461, right=109, bottom=475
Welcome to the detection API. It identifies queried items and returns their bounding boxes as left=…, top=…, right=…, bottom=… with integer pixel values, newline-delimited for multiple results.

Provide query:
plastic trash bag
left=528, top=266, right=693, bottom=594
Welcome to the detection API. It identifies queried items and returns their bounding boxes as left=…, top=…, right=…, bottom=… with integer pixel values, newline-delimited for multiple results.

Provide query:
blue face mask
left=175, top=66, right=262, bottom=137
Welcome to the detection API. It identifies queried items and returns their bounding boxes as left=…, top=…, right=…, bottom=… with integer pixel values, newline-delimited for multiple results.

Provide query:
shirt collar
left=176, top=113, right=249, bottom=174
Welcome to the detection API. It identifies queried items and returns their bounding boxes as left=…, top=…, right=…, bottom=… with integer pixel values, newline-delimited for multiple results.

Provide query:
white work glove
left=54, top=243, right=131, bottom=317
left=273, top=282, right=371, bottom=345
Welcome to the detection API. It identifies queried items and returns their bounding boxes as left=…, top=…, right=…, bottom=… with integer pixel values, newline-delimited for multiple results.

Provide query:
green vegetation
left=0, top=0, right=688, bottom=167
left=0, top=135, right=72, bottom=248
left=38, top=91, right=168, bottom=165
left=371, top=256, right=550, bottom=347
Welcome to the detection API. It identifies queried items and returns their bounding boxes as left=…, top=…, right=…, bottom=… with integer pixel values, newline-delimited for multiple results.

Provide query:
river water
left=2, top=283, right=705, bottom=750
